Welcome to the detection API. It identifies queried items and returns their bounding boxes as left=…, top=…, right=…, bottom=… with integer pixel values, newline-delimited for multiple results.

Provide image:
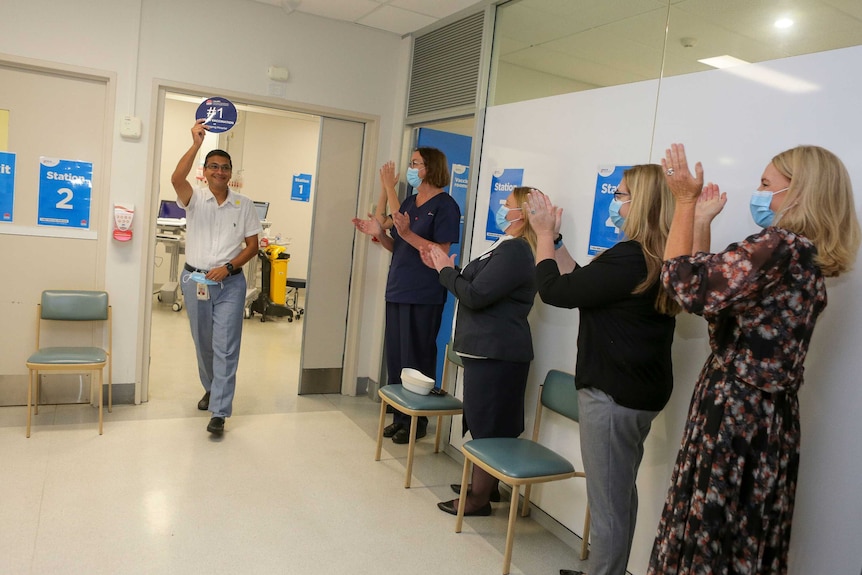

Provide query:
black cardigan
left=535, top=240, right=675, bottom=411
left=439, top=237, right=537, bottom=363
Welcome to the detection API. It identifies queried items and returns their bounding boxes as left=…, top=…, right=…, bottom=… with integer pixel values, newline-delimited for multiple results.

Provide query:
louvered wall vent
left=407, top=11, right=484, bottom=118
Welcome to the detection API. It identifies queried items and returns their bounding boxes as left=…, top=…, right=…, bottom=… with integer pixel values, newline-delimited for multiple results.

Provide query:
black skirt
left=461, top=357, right=530, bottom=439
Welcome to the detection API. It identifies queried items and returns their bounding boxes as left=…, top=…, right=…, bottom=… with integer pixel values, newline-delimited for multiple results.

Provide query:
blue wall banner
left=291, top=173, right=312, bottom=202
left=485, top=168, right=524, bottom=241
left=0, top=151, right=15, bottom=222
left=38, top=157, right=93, bottom=229
left=195, top=96, right=238, bottom=133
left=588, top=164, right=631, bottom=255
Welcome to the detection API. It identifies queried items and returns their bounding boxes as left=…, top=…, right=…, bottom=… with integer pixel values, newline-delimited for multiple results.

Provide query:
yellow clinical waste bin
left=266, top=245, right=289, bottom=305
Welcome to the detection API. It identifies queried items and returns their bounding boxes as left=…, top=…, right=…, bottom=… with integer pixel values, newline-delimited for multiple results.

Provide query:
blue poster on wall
left=0, top=151, right=15, bottom=222
left=291, top=173, right=312, bottom=202
left=588, top=164, right=631, bottom=255
left=38, top=157, right=93, bottom=229
left=485, top=168, right=524, bottom=241
left=415, top=127, right=472, bottom=388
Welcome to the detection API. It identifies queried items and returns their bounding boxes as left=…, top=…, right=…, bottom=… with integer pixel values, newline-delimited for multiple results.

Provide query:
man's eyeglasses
left=613, top=191, right=631, bottom=200
left=205, top=163, right=232, bottom=172
left=409, top=160, right=425, bottom=168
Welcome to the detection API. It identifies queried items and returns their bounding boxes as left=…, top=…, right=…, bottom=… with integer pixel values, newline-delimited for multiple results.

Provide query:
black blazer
left=439, top=237, right=537, bottom=363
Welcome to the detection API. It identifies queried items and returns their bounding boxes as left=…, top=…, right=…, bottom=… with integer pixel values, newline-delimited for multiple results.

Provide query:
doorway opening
left=143, top=87, right=373, bottom=414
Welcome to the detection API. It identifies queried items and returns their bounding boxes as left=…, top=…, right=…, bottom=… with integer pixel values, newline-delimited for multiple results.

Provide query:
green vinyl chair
left=25, top=290, right=112, bottom=437
left=453, top=369, right=590, bottom=575
left=375, top=341, right=464, bottom=488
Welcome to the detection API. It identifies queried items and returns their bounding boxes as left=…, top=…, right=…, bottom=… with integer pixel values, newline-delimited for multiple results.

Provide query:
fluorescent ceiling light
left=775, top=18, right=794, bottom=29
left=698, top=55, right=751, bottom=69
left=696, top=55, right=818, bottom=93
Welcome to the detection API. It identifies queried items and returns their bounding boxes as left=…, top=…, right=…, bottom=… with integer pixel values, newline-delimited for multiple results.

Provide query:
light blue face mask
left=608, top=198, right=630, bottom=230
left=186, top=271, right=218, bottom=286
left=495, top=204, right=522, bottom=233
left=406, top=167, right=423, bottom=188
left=750, top=187, right=788, bottom=228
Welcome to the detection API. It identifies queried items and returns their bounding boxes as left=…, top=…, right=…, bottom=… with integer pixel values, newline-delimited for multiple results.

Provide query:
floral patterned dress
left=648, top=227, right=826, bottom=575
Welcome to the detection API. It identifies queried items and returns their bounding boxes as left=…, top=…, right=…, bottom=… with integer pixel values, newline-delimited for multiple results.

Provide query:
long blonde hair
left=772, top=145, right=860, bottom=277
left=617, top=165, right=680, bottom=316
left=511, top=186, right=540, bottom=254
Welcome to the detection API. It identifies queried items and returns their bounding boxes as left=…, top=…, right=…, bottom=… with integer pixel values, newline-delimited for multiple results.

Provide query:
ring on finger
left=666, top=168, right=675, bottom=176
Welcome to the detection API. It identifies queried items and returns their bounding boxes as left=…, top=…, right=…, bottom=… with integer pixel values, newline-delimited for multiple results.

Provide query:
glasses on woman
left=408, top=160, right=425, bottom=168
left=613, top=191, right=631, bottom=200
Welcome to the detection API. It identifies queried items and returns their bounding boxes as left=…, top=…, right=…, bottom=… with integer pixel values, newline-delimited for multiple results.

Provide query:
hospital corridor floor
left=0, top=302, right=587, bottom=574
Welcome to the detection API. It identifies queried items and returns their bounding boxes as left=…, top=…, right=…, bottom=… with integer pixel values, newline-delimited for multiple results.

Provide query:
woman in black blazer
left=423, top=186, right=541, bottom=516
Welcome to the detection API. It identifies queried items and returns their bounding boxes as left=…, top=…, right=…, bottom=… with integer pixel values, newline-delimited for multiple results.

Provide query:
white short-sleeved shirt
left=178, top=187, right=262, bottom=270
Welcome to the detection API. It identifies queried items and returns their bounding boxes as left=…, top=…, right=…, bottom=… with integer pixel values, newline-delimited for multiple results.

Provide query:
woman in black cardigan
left=423, top=186, right=541, bottom=516
left=527, top=165, right=680, bottom=575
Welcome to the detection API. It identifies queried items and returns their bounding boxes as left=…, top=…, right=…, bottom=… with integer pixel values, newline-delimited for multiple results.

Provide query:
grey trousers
left=578, top=387, right=658, bottom=575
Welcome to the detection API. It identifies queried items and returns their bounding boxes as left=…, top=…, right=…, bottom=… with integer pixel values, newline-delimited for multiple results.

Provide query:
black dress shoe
left=207, top=416, right=225, bottom=435
left=559, top=570, right=585, bottom=575
left=198, top=391, right=210, bottom=411
left=392, top=425, right=426, bottom=444
left=450, top=483, right=502, bottom=503
left=382, top=422, right=403, bottom=438
left=437, top=499, right=492, bottom=516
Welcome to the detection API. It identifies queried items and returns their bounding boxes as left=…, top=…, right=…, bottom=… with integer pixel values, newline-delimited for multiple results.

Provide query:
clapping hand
left=695, top=182, right=727, bottom=224
left=525, top=190, right=562, bottom=235
left=392, top=211, right=412, bottom=238
left=379, top=161, right=398, bottom=189
left=663, top=143, right=704, bottom=204
left=352, top=214, right=383, bottom=237
left=420, top=244, right=456, bottom=272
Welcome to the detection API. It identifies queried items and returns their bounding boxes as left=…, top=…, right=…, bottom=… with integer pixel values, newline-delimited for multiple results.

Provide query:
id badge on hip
left=196, top=282, right=210, bottom=301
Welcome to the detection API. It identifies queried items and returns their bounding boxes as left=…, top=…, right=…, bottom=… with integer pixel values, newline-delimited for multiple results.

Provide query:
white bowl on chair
left=401, top=368, right=435, bottom=395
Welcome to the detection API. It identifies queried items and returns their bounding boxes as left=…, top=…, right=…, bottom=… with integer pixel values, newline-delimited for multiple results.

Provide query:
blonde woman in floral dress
left=650, top=143, right=860, bottom=574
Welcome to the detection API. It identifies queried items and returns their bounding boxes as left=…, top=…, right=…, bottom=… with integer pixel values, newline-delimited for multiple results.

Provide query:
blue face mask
left=750, top=187, right=788, bottom=228
left=406, top=167, right=423, bottom=188
left=608, top=198, right=630, bottom=230
left=187, top=271, right=218, bottom=286
left=495, top=204, right=522, bottom=233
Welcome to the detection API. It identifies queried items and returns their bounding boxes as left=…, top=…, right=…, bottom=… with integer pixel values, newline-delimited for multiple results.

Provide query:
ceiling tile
left=357, top=4, right=436, bottom=36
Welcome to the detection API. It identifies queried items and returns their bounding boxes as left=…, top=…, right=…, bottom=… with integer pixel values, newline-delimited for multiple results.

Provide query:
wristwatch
left=225, top=262, right=235, bottom=273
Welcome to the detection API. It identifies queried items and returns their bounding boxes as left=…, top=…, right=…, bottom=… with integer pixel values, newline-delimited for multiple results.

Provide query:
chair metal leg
left=404, top=415, right=419, bottom=488
left=26, top=370, right=33, bottom=438
left=503, top=484, right=521, bottom=575
left=580, top=502, right=591, bottom=560
left=374, top=399, right=387, bottom=461
left=455, top=458, right=471, bottom=533
left=97, top=369, right=103, bottom=435
left=34, top=371, right=40, bottom=415
left=521, top=484, right=532, bottom=516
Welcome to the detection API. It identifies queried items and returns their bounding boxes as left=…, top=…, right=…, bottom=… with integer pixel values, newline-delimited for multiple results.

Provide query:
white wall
left=0, top=0, right=408, bottom=389
left=474, top=45, right=862, bottom=575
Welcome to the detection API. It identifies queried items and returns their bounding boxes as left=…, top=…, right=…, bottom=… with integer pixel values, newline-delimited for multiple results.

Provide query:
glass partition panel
left=490, top=0, right=672, bottom=106
left=490, top=0, right=862, bottom=107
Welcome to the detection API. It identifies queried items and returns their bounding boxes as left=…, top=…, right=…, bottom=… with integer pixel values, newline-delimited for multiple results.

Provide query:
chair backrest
left=41, top=290, right=109, bottom=321
left=446, top=341, right=463, bottom=368
left=540, top=369, right=579, bottom=423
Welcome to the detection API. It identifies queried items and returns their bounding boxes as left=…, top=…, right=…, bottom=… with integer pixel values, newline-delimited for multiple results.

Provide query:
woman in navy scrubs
left=353, top=147, right=461, bottom=444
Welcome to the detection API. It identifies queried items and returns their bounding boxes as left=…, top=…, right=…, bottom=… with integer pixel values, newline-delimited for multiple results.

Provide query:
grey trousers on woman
left=578, top=387, right=659, bottom=575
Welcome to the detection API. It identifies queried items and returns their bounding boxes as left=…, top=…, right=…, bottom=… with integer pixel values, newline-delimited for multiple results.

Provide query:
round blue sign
left=195, top=97, right=238, bottom=133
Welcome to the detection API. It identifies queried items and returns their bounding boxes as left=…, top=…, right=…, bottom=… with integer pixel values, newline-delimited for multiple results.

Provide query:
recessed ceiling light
left=775, top=18, right=794, bottom=29
left=698, top=55, right=751, bottom=69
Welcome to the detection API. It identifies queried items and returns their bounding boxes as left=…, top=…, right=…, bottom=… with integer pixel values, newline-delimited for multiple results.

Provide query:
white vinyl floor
left=0, top=298, right=589, bottom=575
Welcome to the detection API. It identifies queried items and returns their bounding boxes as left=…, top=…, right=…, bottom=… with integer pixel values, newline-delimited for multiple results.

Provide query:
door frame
left=138, top=79, right=379, bottom=402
